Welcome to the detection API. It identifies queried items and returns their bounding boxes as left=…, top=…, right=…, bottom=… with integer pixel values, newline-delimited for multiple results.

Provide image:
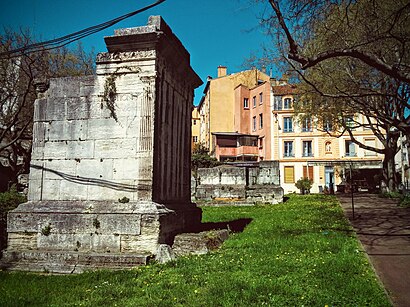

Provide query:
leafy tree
left=259, top=0, right=409, bottom=191
left=295, top=177, right=313, bottom=195
left=266, top=0, right=410, bottom=84
left=191, top=143, right=221, bottom=175
left=0, top=29, right=95, bottom=187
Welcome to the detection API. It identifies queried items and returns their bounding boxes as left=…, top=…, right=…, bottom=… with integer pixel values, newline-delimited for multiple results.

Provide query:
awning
left=307, top=159, right=382, bottom=168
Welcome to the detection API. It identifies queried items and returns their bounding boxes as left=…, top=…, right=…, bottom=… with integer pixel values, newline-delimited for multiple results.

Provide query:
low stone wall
left=194, top=161, right=283, bottom=204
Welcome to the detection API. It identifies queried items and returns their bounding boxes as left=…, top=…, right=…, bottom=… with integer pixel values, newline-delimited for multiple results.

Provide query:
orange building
left=198, top=66, right=271, bottom=153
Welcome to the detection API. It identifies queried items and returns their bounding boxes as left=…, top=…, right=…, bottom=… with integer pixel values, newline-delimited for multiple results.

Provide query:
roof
left=212, top=132, right=258, bottom=138
left=272, top=84, right=297, bottom=95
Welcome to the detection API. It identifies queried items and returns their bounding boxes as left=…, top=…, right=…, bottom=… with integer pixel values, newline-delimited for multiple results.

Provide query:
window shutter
left=284, top=166, right=294, bottom=183
left=303, top=166, right=314, bottom=182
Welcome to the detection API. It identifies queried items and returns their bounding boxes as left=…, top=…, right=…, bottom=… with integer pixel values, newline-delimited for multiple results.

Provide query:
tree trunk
left=382, top=148, right=398, bottom=192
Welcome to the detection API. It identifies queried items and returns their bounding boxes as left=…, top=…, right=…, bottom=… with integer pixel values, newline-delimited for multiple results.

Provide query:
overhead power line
left=0, top=0, right=166, bottom=59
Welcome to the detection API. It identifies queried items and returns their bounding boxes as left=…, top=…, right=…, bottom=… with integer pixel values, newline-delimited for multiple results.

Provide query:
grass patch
left=0, top=194, right=390, bottom=306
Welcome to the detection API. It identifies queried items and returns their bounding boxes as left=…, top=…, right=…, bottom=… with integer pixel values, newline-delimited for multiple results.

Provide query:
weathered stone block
left=7, top=233, right=37, bottom=251
left=66, top=140, right=95, bottom=159
left=44, top=97, right=67, bottom=121
left=59, top=181, right=88, bottom=200
left=112, top=158, right=140, bottom=180
left=41, top=179, right=61, bottom=200
left=46, top=120, right=88, bottom=141
left=44, top=160, right=77, bottom=180
left=48, top=77, right=81, bottom=98
left=27, top=179, right=42, bottom=201
left=172, top=230, right=229, bottom=256
left=43, top=141, right=69, bottom=159
left=87, top=118, right=128, bottom=140
left=76, top=159, right=114, bottom=180
left=94, top=138, right=137, bottom=159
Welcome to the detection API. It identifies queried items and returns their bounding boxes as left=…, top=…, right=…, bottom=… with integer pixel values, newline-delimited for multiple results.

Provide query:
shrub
left=400, top=195, right=410, bottom=207
left=0, top=186, right=26, bottom=214
left=295, top=177, right=313, bottom=195
left=0, top=187, right=27, bottom=250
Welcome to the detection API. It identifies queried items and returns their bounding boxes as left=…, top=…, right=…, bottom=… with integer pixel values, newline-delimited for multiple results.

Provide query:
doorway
left=325, top=166, right=335, bottom=193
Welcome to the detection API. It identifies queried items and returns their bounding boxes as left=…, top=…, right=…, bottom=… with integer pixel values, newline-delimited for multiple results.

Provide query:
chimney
left=280, top=73, right=289, bottom=84
left=217, top=65, right=227, bottom=77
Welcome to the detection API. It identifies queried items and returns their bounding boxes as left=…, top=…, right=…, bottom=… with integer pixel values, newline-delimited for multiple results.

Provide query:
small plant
left=399, top=195, right=410, bottom=207
left=0, top=186, right=27, bottom=213
left=103, top=74, right=118, bottom=121
left=41, top=224, right=52, bottom=236
left=93, top=217, right=101, bottom=229
left=118, top=197, right=130, bottom=203
left=295, top=177, right=313, bottom=195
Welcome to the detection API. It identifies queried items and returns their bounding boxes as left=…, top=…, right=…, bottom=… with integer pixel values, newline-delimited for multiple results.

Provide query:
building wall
left=271, top=90, right=384, bottom=194
left=198, top=68, right=270, bottom=152
left=191, top=107, right=200, bottom=150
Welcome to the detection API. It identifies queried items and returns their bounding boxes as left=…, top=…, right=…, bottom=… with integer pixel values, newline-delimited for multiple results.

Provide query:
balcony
left=218, top=146, right=258, bottom=156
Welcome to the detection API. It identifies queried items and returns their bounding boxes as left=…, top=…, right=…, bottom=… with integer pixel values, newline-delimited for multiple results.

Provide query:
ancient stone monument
left=1, top=16, right=203, bottom=273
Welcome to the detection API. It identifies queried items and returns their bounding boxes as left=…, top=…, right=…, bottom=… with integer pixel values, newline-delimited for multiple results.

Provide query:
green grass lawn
left=0, top=194, right=391, bottom=306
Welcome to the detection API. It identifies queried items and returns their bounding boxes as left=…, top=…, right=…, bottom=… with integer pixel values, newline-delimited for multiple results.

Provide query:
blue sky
left=0, top=0, right=276, bottom=105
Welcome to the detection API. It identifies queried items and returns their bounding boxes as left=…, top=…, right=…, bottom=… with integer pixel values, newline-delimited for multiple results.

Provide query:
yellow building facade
left=198, top=66, right=271, bottom=152
left=191, top=107, right=200, bottom=151
left=271, top=83, right=383, bottom=194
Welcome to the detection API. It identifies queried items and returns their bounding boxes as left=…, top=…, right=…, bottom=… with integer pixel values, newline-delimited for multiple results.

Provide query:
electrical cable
left=0, top=0, right=166, bottom=59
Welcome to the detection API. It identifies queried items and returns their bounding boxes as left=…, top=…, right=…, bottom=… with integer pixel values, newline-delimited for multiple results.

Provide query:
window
left=284, top=141, right=294, bottom=157
left=259, top=113, right=263, bottom=129
left=325, top=141, right=332, bottom=153
left=252, top=116, right=257, bottom=131
left=252, top=96, right=256, bottom=108
left=239, top=136, right=258, bottom=147
left=259, top=92, right=263, bottom=104
left=302, top=140, right=313, bottom=157
left=217, top=136, right=237, bottom=147
left=345, top=140, right=356, bottom=157
left=273, top=96, right=282, bottom=110
left=284, top=98, right=292, bottom=109
left=302, top=118, right=312, bottom=132
left=193, top=136, right=198, bottom=143
left=284, top=166, right=295, bottom=183
left=283, top=117, right=293, bottom=132
left=345, top=116, right=355, bottom=129
left=364, top=139, right=377, bottom=156
left=323, top=119, right=333, bottom=132
left=243, top=98, right=249, bottom=109
left=303, top=166, right=314, bottom=182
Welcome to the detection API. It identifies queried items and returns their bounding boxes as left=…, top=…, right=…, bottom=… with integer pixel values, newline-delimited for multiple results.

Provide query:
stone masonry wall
left=195, top=161, right=283, bottom=204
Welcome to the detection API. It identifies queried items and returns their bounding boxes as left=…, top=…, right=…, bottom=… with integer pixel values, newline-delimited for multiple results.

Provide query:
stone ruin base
left=194, top=162, right=284, bottom=205
left=196, top=184, right=284, bottom=205
left=0, top=201, right=201, bottom=273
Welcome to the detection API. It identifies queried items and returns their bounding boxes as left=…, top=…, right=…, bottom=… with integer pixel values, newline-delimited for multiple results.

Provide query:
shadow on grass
left=197, top=218, right=253, bottom=233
